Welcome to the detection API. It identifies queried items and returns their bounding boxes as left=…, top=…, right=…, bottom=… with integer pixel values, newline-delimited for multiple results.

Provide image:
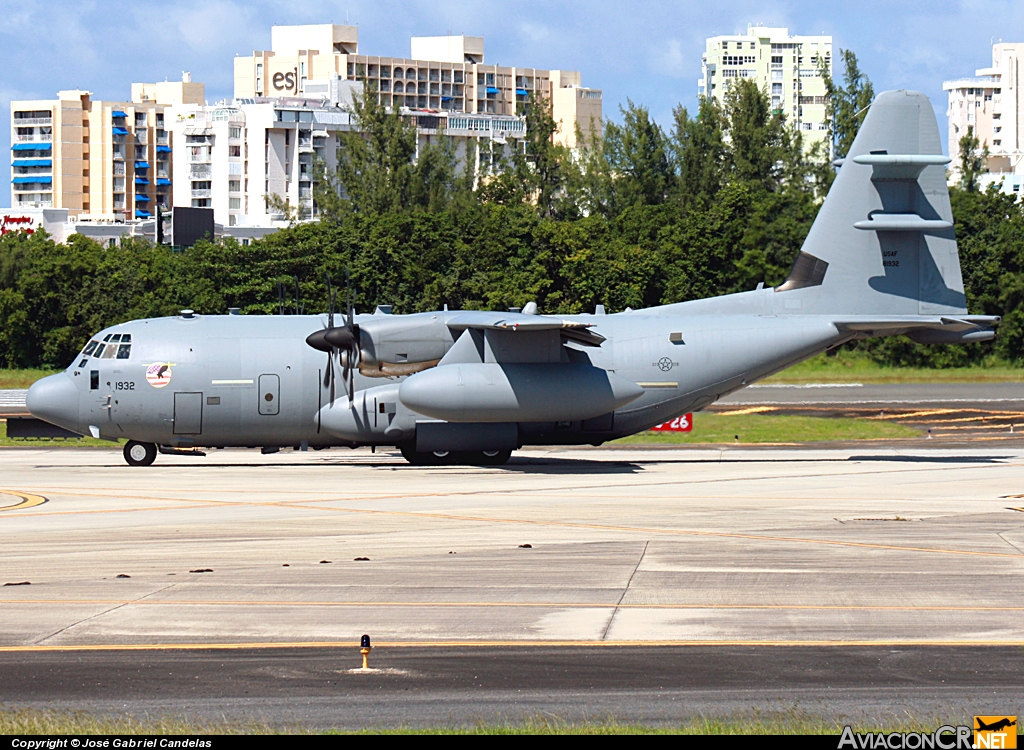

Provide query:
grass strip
left=0, top=420, right=122, bottom=448
left=0, top=707, right=974, bottom=735
left=765, top=352, right=1024, bottom=384
left=0, top=369, right=57, bottom=389
left=614, top=413, right=920, bottom=445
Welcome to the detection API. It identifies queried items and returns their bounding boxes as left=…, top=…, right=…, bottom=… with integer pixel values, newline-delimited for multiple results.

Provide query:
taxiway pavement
left=1, top=445, right=1021, bottom=726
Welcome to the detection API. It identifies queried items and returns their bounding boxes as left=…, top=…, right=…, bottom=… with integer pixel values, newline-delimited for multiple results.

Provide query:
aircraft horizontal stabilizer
left=834, top=315, right=1000, bottom=333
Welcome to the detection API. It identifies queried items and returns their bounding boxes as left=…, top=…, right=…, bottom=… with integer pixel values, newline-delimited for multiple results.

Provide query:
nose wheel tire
left=124, top=441, right=157, bottom=467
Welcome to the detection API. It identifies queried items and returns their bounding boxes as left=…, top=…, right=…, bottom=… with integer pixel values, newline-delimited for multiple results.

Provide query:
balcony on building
left=191, top=189, right=212, bottom=198
left=12, top=159, right=52, bottom=171
left=135, top=161, right=150, bottom=171
left=135, top=209, right=152, bottom=218
left=156, top=145, right=172, bottom=156
left=135, top=176, right=150, bottom=185
left=15, top=130, right=53, bottom=143
left=156, top=130, right=169, bottom=146
left=15, top=195, right=53, bottom=208
left=12, top=176, right=53, bottom=187
left=12, top=142, right=52, bottom=154
left=157, top=177, right=172, bottom=187
left=13, top=111, right=53, bottom=126
left=113, top=126, right=130, bottom=137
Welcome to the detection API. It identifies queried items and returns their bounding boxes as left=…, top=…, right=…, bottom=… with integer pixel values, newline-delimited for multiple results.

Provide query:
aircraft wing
left=446, top=312, right=606, bottom=347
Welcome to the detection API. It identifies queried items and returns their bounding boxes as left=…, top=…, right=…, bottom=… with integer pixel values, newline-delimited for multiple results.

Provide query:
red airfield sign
left=650, top=413, right=693, bottom=432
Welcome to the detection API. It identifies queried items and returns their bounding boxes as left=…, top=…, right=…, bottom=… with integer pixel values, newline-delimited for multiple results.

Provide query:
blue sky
left=3, top=0, right=1022, bottom=207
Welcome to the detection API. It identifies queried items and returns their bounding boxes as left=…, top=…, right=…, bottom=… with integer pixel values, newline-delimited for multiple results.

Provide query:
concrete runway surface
left=1, top=445, right=1022, bottom=727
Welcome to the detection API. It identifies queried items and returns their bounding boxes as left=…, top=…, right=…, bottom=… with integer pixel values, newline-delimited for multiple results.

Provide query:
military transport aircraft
left=27, top=91, right=999, bottom=466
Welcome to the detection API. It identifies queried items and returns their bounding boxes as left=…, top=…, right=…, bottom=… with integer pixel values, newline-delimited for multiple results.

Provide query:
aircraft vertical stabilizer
left=777, top=90, right=967, bottom=317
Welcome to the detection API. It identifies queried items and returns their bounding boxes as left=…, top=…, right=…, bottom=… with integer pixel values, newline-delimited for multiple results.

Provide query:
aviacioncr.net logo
left=838, top=726, right=973, bottom=749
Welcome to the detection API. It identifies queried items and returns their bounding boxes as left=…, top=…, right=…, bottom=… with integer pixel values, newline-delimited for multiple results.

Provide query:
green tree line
left=0, top=54, right=1019, bottom=370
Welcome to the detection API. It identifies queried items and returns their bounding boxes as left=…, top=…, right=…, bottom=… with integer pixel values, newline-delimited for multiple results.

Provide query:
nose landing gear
left=124, top=441, right=157, bottom=467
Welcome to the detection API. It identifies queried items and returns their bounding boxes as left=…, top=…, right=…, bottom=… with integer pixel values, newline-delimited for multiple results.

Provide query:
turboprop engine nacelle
left=398, top=363, right=644, bottom=423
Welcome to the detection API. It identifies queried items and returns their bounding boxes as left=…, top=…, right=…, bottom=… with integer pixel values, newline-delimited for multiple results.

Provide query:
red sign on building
left=1, top=216, right=35, bottom=235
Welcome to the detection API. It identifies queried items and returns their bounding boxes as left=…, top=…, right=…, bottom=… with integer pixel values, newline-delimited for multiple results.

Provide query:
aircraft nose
left=26, top=374, right=80, bottom=432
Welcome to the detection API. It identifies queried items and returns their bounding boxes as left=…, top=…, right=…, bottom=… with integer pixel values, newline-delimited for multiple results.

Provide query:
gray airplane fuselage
left=32, top=294, right=840, bottom=450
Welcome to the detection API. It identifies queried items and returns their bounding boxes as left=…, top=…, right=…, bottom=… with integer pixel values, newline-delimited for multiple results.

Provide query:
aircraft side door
left=258, top=374, right=280, bottom=416
left=173, top=392, right=203, bottom=434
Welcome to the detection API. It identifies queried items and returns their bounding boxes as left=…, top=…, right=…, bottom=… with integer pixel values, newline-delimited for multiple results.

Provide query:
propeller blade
left=325, top=273, right=334, bottom=329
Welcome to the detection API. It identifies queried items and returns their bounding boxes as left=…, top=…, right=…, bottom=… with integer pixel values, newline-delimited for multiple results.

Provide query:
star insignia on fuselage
left=654, top=357, right=678, bottom=372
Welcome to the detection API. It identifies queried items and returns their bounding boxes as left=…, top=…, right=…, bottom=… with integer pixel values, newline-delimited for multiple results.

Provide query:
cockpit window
left=100, top=344, right=116, bottom=359
left=109, top=334, right=122, bottom=343
left=120, top=334, right=131, bottom=343
left=82, top=341, right=99, bottom=356
left=102, top=334, right=112, bottom=342
left=116, top=344, right=131, bottom=359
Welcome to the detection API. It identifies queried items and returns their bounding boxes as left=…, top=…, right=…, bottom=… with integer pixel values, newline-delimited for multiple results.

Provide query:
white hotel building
left=700, top=25, right=832, bottom=155
left=944, top=42, right=1024, bottom=194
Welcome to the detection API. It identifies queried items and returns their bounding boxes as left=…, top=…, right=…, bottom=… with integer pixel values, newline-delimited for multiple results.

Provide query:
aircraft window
left=120, top=334, right=131, bottom=343
left=109, top=334, right=122, bottom=343
left=90, top=371, right=99, bottom=390
left=78, top=359, right=88, bottom=368
left=103, top=334, right=112, bottom=342
left=83, top=341, right=99, bottom=356
left=100, top=344, right=116, bottom=359
left=116, top=344, right=131, bottom=359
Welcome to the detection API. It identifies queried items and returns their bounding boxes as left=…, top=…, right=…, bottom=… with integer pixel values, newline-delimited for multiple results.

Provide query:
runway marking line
left=0, top=491, right=46, bottom=512
left=4, top=599, right=1024, bottom=612
left=2, top=639, right=1024, bottom=653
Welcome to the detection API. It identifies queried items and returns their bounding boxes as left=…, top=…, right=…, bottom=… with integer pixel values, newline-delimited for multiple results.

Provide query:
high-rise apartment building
left=233, top=24, right=602, bottom=148
left=700, top=25, right=832, bottom=154
left=944, top=43, right=1024, bottom=192
left=169, top=91, right=529, bottom=227
left=10, top=77, right=204, bottom=218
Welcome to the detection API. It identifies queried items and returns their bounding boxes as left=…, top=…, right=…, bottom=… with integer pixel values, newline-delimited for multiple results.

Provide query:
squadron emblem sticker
left=146, top=362, right=173, bottom=388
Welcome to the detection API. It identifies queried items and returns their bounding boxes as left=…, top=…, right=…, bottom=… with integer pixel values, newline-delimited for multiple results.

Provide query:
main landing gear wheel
left=399, top=444, right=452, bottom=466
left=124, top=441, right=157, bottom=467
left=463, top=450, right=512, bottom=466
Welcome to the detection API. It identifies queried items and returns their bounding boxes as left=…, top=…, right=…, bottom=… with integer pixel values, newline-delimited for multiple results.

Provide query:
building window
left=229, top=179, right=241, bottom=192
left=229, top=197, right=241, bottom=210
left=230, top=145, right=241, bottom=157
left=230, top=127, right=241, bottom=139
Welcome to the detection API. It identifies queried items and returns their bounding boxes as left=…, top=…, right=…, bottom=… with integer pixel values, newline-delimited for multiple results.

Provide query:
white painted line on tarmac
left=748, top=383, right=864, bottom=389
